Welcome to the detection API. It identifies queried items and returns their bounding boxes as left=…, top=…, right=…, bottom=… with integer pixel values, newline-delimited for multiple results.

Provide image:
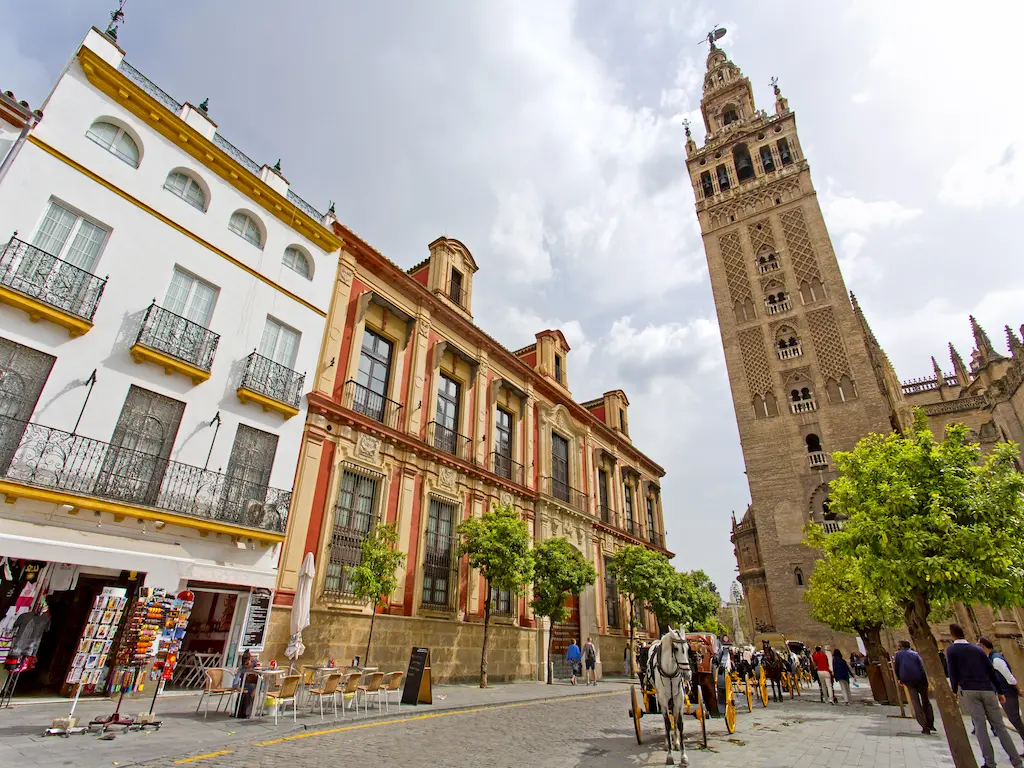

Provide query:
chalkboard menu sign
left=401, top=647, right=432, bottom=706
left=239, top=588, right=273, bottom=652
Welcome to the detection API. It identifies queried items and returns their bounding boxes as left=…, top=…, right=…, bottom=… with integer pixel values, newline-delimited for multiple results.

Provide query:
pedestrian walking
left=812, top=645, right=835, bottom=704
left=832, top=648, right=852, bottom=705
left=583, top=637, right=598, bottom=686
left=947, top=623, right=1024, bottom=768
left=566, top=638, right=582, bottom=686
left=979, top=636, right=1024, bottom=743
left=894, top=639, right=935, bottom=734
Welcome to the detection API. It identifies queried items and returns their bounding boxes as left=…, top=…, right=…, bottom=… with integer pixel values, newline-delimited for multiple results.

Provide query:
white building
left=0, top=27, right=341, bottom=696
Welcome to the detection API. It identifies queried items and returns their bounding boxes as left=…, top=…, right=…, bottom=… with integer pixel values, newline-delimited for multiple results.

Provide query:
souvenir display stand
left=63, top=586, right=128, bottom=700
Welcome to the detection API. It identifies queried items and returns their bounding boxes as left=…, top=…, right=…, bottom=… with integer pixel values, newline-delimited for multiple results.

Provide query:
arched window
left=794, top=568, right=804, bottom=587
left=839, top=374, right=857, bottom=402
left=283, top=246, right=312, bottom=279
left=722, top=106, right=739, bottom=126
left=86, top=120, right=140, bottom=167
left=700, top=171, right=714, bottom=199
left=806, top=434, right=822, bottom=453
left=759, top=145, right=776, bottom=173
left=164, top=171, right=207, bottom=211
left=229, top=211, right=263, bottom=248
left=733, top=143, right=754, bottom=182
left=716, top=164, right=731, bottom=192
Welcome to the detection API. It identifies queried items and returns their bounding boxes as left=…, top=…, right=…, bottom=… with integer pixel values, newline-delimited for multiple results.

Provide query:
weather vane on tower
left=700, top=25, right=727, bottom=51
left=105, top=0, right=128, bottom=41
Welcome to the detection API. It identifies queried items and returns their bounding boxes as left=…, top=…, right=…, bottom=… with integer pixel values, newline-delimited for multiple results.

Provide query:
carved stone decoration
left=499, top=491, right=513, bottom=508
left=438, top=466, right=457, bottom=490
left=338, top=266, right=354, bottom=285
left=356, top=433, right=382, bottom=463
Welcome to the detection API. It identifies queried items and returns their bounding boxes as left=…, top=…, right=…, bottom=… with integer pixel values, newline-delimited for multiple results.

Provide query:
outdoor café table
left=250, top=668, right=286, bottom=719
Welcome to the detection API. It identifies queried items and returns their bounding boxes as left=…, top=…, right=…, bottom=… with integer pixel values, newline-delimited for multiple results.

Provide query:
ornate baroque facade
left=268, top=232, right=670, bottom=682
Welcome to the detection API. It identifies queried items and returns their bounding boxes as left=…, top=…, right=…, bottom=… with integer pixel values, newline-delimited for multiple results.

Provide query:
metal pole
left=71, top=370, right=97, bottom=436
left=203, top=412, right=222, bottom=470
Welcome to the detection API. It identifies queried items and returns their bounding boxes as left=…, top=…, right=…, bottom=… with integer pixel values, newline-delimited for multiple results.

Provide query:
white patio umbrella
left=285, top=551, right=314, bottom=669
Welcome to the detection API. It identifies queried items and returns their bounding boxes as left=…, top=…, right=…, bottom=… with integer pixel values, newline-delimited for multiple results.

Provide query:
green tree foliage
left=349, top=523, right=406, bottom=665
left=608, top=545, right=671, bottom=654
left=822, top=411, right=1024, bottom=768
left=456, top=502, right=534, bottom=688
left=531, top=537, right=597, bottom=683
left=650, top=569, right=722, bottom=634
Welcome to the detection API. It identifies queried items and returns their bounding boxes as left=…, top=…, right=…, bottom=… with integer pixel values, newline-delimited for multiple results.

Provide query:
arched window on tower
left=733, top=144, right=754, bottom=182
left=806, top=434, right=828, bottom=468
left=806, top=434, right=821, bottom=452
left=794, top=567, right=804, bottom=587
left=759, top=145, right=776, bottom=173
left=790, top=387, right=816, bottom=413
left=722, top=105, right=739, bottom=126
left=827, top=375, right=858, bottom=404
left=700, top=171, right=714, bottom=199
left=776, top=327, right=802, bottom=360
left=716, top=164, right=731, bottom=192
left=799, top=278, right=826, bottom=305
left=777, top=137, right=793, bottom=165
left=752, top=391, right=779, bottom=420
left=757, top=250, right=779, bottom=274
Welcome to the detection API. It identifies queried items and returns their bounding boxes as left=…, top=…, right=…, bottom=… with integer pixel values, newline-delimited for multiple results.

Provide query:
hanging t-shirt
left=48, top=564, right=79, bottom=592
left=10, top=611, right=51, bottom=657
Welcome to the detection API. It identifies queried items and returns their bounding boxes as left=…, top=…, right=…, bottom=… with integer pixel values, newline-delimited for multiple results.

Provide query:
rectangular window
left=551, top=432, right=570, bottom=502
left=0, top=338, right=56, bottom=473
left=777, top=138, right=792, bottom=166
left=623, top=483, right=634, bottom=533
left=222, top=424, right=279, bottom=525
left=494, top=407, right=513, bottom=479
left=434, top=373, right=461, bottom=454
left=422, top=497, right=458, bottom=609
left=700, top=170, right=714, bottom=199
left=449, top=268, right=463, bottom=306
left=619, top=409, right=626, bottom=433
left=491, top=587, right=513, bottom=617
left=354, top=328, right=393, bottom=421
left=597, top=468, right=610, bottom=523
left=324, top=469, right=380, bottom=595
left=32, top=200, right=108, bottom=271
left=258, top=317, right=301, bottom=369
left=604, top=556, right=619, bottom=628
left=646, top=496, right=656, bottom=538
left=554, top=354, right=562, bottom=383
left=759, top=146, right=776, bottom=173
left=164, top=268, right=217, bottom=327
left=716, top=164, right=730, bottom=192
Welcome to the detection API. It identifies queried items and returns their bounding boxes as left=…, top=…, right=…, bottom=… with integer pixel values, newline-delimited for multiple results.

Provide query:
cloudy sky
left=4, top=1, right=1023, bottom=598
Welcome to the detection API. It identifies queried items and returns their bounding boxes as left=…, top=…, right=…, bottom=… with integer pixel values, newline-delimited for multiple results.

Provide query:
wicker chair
left=357, top=671, right=387, bottom=713
left=339, top=671, right=362, bottom=717
left=308, top=672, right=343, bottom=719
left=381, top=671, right=405, bottom=712
left=265, top=674, right=301, bottom=724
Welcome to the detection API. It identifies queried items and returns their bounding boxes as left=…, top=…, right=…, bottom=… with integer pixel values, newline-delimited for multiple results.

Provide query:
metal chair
left=195, top=668, right=239, bottom=718
left=381, top=671, right=405, bottom=712
left=265, top=674, right=301, bottom=725
left=308, top=672, right=343, bottom=720
left=357, top=671, right=386, bottom=713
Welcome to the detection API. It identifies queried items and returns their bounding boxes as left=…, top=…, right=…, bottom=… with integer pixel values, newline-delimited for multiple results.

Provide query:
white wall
left=0, top=40, right=339, bottom=586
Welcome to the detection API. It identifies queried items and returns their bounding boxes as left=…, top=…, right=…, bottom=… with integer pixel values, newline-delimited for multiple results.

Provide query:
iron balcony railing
left=428, top=421, right=473, bottom=463
left=212, top=132, right=261, bottom=175
left=286, top=189, right=323, bottom=222
left=648, top=530, right=665, bottom=548
left=490, top=450, right=524, bottom=486
left=446, top=279, right=467, bottom=309
left=240, top=352, right=305, bottom=408
left=342, top=380, right=404, bottom=430
left=599, top=503, right=613, bottom=525
left=323, top=523, right=371, bottom=596
left=0, top=416, right=291, bottom=533
left=118, top=60, right=183, bottom=113
left=539, top=475, right=588, bottom=512
left=624, top=518, right=639, bottom=538
left=0, top=235, right=107, bottom=321
left=135, top=302, right=220, bottom=372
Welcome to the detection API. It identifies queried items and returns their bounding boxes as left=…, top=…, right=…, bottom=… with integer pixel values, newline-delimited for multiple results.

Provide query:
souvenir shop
left=0, top=558, right=195, bottom=702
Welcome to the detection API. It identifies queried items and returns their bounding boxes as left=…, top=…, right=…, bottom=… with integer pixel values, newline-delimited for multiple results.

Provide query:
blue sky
left=3, top=0, right=1023, bottom=598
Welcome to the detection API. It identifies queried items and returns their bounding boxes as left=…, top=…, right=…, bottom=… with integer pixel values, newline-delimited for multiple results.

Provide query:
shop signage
left=239, top=587, right=273, bottom=652
left=401, top=647, right=432, bottom=706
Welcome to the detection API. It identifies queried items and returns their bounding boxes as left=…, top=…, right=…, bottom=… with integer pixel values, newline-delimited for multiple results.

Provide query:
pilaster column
left=276, top=417, right=330, bottom=593
left=474, top=352, right=489, bottom=466
left=405, top=311, right=432, bottom=436
left=315, top=254, right=358, bottom=396
left=392, top=462, right=420, bottom=607
left=525, top=385, right=536, bottom=491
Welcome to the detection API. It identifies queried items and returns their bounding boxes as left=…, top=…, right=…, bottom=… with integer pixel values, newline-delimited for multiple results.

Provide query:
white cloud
left=822, top=190, right=922, bottom=234
left=604, top=315, right=723, bottom=376
left=939, top=142, right=1024, bottom=209
left=850, top=92, right=870, bottom=104
left=488, top=184, right=553, bottom=283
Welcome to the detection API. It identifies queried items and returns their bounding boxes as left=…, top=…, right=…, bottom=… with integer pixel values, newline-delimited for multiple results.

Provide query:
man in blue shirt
left=566, top=639, right=582, bottom=686
left=894, top=640, right=935, bottom=733
left=947, top=624, right=1023, bottom=768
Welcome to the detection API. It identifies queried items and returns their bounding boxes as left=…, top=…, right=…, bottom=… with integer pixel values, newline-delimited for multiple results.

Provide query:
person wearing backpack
left=582, top=637, right=598, bottom=686
left=980, top=636, right=1024, bottom=742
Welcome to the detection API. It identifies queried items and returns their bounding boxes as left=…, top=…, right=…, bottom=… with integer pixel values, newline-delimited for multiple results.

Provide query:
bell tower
left=686, top=38, right=896, bottom=641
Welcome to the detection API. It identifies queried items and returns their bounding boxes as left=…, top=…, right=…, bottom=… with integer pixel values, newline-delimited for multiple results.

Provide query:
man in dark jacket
left=947, top=624, right=1023, bottom=768
left=894, top=640, right=935, bottom=733
left=980, top=636, right=1024, bottom=742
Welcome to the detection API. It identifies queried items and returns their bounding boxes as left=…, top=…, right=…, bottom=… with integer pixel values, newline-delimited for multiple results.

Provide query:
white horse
left=647, top=626, right=692, bottom=766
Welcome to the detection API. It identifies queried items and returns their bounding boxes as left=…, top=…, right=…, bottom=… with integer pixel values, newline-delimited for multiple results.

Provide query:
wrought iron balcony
left=0, top=416, right=290, bottom=534
left=490, top=450, right=524, bottom=486
left=428, top=421, right=473, bottom=463
left=0, top=235, right=107, bottom=326
left=648, top=530, right=665, bottom=548
left=790, top=398, right=817, bottom=414
left=445, top=279, right=467, bottom=310
left=808, top=451, right=829, bottom=469
left=238, top=352, right=305, bottom=415
left=624, top=518, right=639, bottom=538
left=133, top=302, right=219, bottom=376
left=778, top=344, right=803, bottom=361
left=599, top=503, right=613, bottom=524
left=342, top=380, right=404, bottom=430
left=539, top=475, right=588, bottom=512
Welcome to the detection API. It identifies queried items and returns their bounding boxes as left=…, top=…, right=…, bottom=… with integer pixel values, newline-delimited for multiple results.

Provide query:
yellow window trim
left=77, top=47, right=342, bottom=254
left=0, top=480, right=285, bottom=545
left=129, top=343, right=212, bottom=385
left=0, top=285, right=94, bottom=337
left=27, top=134, right=327, bottom=319
left=237, top=386, right=300, bottom=419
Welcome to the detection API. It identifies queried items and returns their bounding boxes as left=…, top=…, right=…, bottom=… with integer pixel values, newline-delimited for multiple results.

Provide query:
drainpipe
left=0, top=108, right=42, bottom=188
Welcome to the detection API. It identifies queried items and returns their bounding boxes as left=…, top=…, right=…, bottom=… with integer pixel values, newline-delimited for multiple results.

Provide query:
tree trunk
left=480, top=584, right=492, bottom=688
left=364, top=602, right=377, bottom=666
left=905, top=589, right=977, bottom=768
left=859, top=625, right=897, bottom=704
left=547, top=621, right=554, bottom=685
left=628, top=597, right=636, bottom=679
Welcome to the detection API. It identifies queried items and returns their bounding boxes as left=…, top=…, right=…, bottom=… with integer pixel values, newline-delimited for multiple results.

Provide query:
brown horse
left=761, top=641, right=784, bottom=702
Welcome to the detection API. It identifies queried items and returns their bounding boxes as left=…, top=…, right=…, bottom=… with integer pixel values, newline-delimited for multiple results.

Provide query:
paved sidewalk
left=0, top=678, right=619, bottom=768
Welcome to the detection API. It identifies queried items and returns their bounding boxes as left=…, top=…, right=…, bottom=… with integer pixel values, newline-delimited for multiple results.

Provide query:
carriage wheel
left=793, top=672, right=801, bottom=696
left=788, top=671, right=795, bottom=699
left=684, top=692, right=692, bottom=716
left=696, top=684, right=707, bottom=748
left=724, top=678, right=737, bottom=734
left=759, top=678, right=769, bottom=707
left=745, top=678, right=753, bottom=713
left=630, top=685, right=643, bottom=745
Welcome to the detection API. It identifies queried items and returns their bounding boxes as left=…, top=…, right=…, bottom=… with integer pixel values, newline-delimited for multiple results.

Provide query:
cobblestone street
left=1, top=680, right=978, bottom=768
